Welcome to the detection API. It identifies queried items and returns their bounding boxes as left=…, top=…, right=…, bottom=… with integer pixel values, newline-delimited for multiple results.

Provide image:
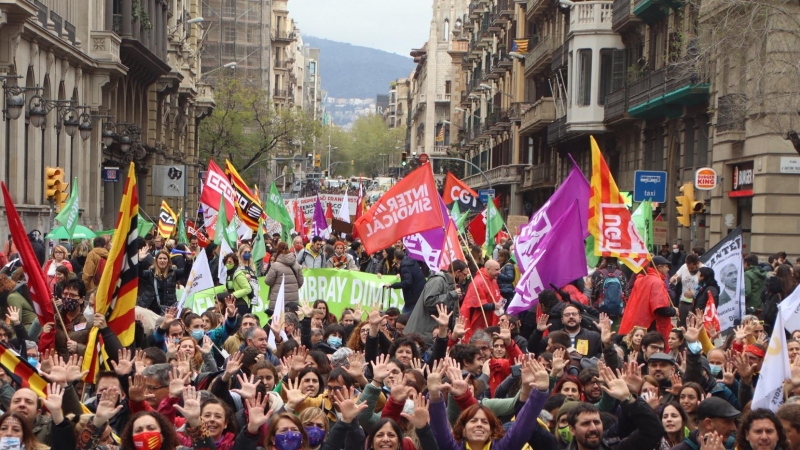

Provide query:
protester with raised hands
left=43, top=383, right=76, bottom=450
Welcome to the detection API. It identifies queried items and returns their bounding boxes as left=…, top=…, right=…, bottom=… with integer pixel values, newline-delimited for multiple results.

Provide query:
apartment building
left=0, top=0, right=212, bottom=237
left=385, top=78, right=410, bottom=130
left=450, top=0, right=800, bottom=256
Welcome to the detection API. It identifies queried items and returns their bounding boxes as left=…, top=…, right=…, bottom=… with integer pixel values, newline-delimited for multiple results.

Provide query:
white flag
left=218, top=238, right=234, bottom=283
left=176, top=250, right=215, bottom=317
left=751, top=310, right=791, bottom=411
left=267, top=275, right=288, bottom=350
left=337, top=189, right=351, bottom=223
left=780, top=288, right=800, bottom=333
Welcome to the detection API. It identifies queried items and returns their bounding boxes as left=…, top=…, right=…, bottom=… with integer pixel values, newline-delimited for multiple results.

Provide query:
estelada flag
left=588, top=136, right=649, bottom=272
left=83, top=162, right=139, bottom=382
left=1, top=182, right=56, bottom=352
left=354, top=164, right=444, bottom=255
left=442, top=172, right=483, bottom=211
left=225, top=160, right=264, bottom=231
left=157, top=200, right=177, bottom=238
left=199, top=159, right=235, bottom=222
left=0, top=342, right=48, bottom=397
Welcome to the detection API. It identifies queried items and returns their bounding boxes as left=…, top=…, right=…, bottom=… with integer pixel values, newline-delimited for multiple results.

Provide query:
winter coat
left=138, top=263, right=191, bottom=314
left=404, top=271, right=460, bottom=345
left=264, top=252, right=304, bottom=309
left=226, top=268, right=253, bottom=305
left=497, top=261, right=516, bottom=299
left=43, top=259, right=73, bottom=290
left=0, top=288, right=37, bottom=329
left=297, top=243, right=325, bottom=269
left=763, top=276, right=784, bottom=332
left=326, top=252, right=358, bottom=270
left=692, top=283, right=719, bottom=313
left=619, top=267, right=673, bottom=351
left=390, top=256, right=426, bottom=311
left=81, top=247, right=109, bottom=291
left=460, top=268, right=502, bottom=342
left=745, top=265, right=767, bottom=309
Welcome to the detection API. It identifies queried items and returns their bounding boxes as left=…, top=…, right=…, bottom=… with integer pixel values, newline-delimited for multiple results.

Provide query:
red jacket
left=618, top=267, right=673, bottom=351
left=460, top=268, right=502, bottom=342
left=489, top=340, right=523, bottom=397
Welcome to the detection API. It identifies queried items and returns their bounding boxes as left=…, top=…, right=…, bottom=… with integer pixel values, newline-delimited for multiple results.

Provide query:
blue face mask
left=242, top=252, right=251, bottom=261
left=725, top=434, right=736, bottom=450
left=305, top=426, right=326, bottom=447
left=709, top=364, right=722, bottom=376
left=27, top=357, right=38, bottom=367
left=191, top=329, right=205, bottom=341
left=327, top=336, right=342, bottom=349
left=274, top=431, right=303, bottom=450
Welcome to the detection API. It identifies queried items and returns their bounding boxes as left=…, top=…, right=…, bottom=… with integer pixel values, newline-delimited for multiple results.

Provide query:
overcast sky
left=288, top=0, right=432, bottom=56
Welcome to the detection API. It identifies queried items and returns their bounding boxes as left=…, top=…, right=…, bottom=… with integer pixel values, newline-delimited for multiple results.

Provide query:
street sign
left=695, top=167, right=717, bottom=190
left=479, top=189, right=495, bottom=204
left=102, top=167, right=120, bottom=183
left=633, top=170, right=667, bottom=203
left=418, top=153, right=429, bottom=164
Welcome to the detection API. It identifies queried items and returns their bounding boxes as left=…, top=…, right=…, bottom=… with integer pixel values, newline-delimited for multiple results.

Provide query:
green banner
left=179, top=269, right=405, bottom=325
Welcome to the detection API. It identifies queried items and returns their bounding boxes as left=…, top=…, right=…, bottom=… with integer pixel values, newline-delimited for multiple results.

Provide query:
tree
left=198, top=77, right=323, bottom=178
left=327, top=114, right=405, bottom=178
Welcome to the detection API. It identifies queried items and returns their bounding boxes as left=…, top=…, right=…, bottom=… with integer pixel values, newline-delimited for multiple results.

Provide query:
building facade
left=0, top=0, right=212, bottom=238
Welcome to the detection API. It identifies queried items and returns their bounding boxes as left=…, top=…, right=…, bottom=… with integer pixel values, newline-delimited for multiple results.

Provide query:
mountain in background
left=303, top=36, right=415, bottom=99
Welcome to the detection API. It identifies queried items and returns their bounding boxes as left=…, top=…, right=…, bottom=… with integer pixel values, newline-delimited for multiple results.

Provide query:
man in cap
left=619, top=256, right=676, bottom=351
left=647, top=352, right=678, bottom=397
left=670, top=397, right=740, bottom=450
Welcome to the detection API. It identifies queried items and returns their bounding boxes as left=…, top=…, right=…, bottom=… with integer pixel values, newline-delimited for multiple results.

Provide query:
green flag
left=265, top=182, right=293, bottom=242
left=631, top=200, right=653, bottom=251
left=176, top=208, right=189, bottom=244
left=251, top=218, right=266, bottom=264
left=214, top=195, right=236, bottom=248
left=54, top=177, right=79, bottom=238
left=450, top=201, right=468, bottom=233
left=484, top=198, right=504, bottom=255
left=585, top=235, right=601, bottom=268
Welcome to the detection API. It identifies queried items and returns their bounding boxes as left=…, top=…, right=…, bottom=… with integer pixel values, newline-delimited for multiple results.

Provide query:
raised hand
left=447, top=366, right=471, bottom=398
left=734, top=351, right=757, bottom=384
left=431, top=303, right=452, bottom=328
left=699, top=431, right=726, bottom=450
left=128, top=373, right=155, bottom=403
left=641, top=390, right=661, bottom=410
left=409, top=358, right=424, bottom=375
left=223, top=351, right=244, bottom=381
left=344, top=351, right=366, bottom=379
left=6, top=305, right=20, bottom=325
left=621, top=360, right=644, bottom=395
left=269, top=317, right=284, bottom=337
left=597, top=313, right=613, bottom=345
left=493, top=322, right=512, bottom=346
left=174, top=385, right=202, bottom=428
left=299, top=299, right=314, bottom=318
left=370, top=353, right=393, bottom=383
left=225, top=296, right=237, bottom=319
left=537, top=314, right=551, bottom=333
left=245, top=393, right=273, bottom=434
left=93, top=386, right=123, bottom=427
left=452, top=316, right=469, bottom=341
left=64, top=354, right=88, bottom=383
left=400, top=394, right=431, bottom=430
left=331, top=386, right=369, bottom=423
left=198, top=335, right=213, bottom=355
left=110, top=348, right=134, bottom=376
left=722, top=362, right=736, bottom=386
left=390, top=383, right=414, bottom=404
left=283, top=377, right=309, bottom=410
left=683, top=314, right=701, bottom=343
left=288, top=346, right=310, bottom=377
left=525, top=357, right=550, bottom=392
left=598, top=366, right=631, bottom=401
left=160, top=307, right=177, bottom=330
left=165, top=339, right=178, bottom=355
left=427, top=359, right=450, bottom=401
left=44, top=383, right=65, bottom=424
left=669, top=373, right=683, bottom=396
left=550, top=348, right=568, bottom=377
left=175, top=350, right=192, bottom=378
left=232, top=373, right=262, bottom=400
left=169, top=367, right=190, bottom=398
left=39, top=348, right=55, bottom=374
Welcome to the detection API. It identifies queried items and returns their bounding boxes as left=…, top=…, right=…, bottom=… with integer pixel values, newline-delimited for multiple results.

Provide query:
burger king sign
left=694, top=167, right=717, bottom=190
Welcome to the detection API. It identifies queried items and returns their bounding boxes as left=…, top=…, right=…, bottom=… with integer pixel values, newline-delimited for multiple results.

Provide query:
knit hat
left=334, top=241, right=346, bottom=249
left=556, top=400, right=580, bottom=423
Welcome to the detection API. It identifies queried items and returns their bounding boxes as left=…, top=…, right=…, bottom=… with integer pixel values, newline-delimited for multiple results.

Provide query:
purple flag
left=515, top=164, right=589, bottom=272
left=312, top=195, right=330, bottom=239
left=403, top=195, right=450, bottom=272
left=507, top=200, right=588, bottom=315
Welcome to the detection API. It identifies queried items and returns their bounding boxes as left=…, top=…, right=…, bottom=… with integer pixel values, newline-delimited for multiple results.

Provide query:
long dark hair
left=776, top=265, right=797, bottom=298
left=736, top=408, right=788, bottom=450
left=367, top=418, right=404, bottom=447
left=121, top=411, right=182, bottom=450
left=0, top=412, right=39, bottom=450
left=200, top=397, right=238, bottom=437
left=698, top=267, right=719, bottom=289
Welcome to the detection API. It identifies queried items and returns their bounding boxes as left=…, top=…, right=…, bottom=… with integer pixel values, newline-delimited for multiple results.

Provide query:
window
left=309, top=61, right=316, bottom=75
left=223, top=26, right=235, bottom=42
left=444, top=20, right=450, bottom=41
left=577, top=49, right=592, bottom=106
left=445, top=81, right=451, bottom=94
left=598, top=50, right=613, bottom=106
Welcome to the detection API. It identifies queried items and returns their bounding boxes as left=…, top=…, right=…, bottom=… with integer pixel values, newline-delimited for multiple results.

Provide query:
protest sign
left=699, top=226, right=745, bottom=333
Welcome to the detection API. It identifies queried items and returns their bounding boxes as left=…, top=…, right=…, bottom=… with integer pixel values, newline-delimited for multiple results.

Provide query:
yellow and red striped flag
left=0, top=343, right=47, bottom=397
left=83, top=162, right=139, bottom=382
left=436, top=124, right=445, bottom=142
left=157, top=200, right=177, bottom=238
left=225, top=160, right=264, bottom=231
left=588, top=136, right=649, bottom=272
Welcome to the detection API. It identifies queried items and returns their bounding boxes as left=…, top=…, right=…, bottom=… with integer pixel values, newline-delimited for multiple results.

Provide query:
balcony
left=274, top=89, right=290, bottom=98
left=551, top=42, right=567, bottom=71
left=524, top=37, right=554, bottom=77
left=498, top=0, right=514, bottom=18
left=433, top=145, right=450, bottom=155
left=547, top=116, right=568, bottom=144
left=274, top=60, right=290, bottom=70
left=633, top=0, right=684, bottom=23
left=488, top=14, right=503, bottom=32
left=569, top=2, right=613, bottom=35
left=486, top=109, right=510, bottom=132
left=111, top=2, right=171, bottom=82
left=522, top=163, right=558, bottom=189
left=627, top=65, right=710, bottom=119
left=612, top=0, right=641, bottom=33
left=526, top=0, right=548, bottom=21
left=604, top=87, right=631, bottom=124
left=435, top=94, right=451, bottom=102
left=463, top=164, right=527, bottom=190
left=520, top=97, right=556, bottom=134
left=273, top=29, right=295, bottom=41
left=469, top=1, right=484, bottom=18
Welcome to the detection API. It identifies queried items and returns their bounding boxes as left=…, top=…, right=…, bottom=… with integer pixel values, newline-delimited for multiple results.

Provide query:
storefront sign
left=780, top=157, right=800, bottom=174
left=732, top=162, right=754, bottom=190
left=695, top=167, right=717, bottom=190
left=653, top=219, right=668, bottom=245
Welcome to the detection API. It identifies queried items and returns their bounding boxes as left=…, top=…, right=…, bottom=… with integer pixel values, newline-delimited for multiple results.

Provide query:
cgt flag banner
left=700, top=226, right=745, bottom=333
left=157, top=200, right=177, bottom=238
left=443, top=172, right=483, bottom=212
left=354, top=165, right=443, bottom=254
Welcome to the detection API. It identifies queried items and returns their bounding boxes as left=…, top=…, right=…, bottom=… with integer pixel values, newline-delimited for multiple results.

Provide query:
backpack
left=93, top=257, right=108, bottom=285
left=598, top=269, right=624, bottom=316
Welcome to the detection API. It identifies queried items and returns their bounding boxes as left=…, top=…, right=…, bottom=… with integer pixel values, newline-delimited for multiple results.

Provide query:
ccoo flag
left=55, top=177, right=80, bottom=238
left=354, top=164, right=443, bottom=255
left=588, top=136, right=649, bottom=272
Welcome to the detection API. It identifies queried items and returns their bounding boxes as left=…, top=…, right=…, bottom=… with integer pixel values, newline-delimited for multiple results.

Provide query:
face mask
left=305, top=426, right=326, bottom=447
left=225, top=263, right=235, bottom=271
left=709, top=364, right=722, bottom=376
left=558, top=425, right=573, bottom=443
left=27, top=357, right=38, bottom=367
left=191, top=329, right=205, bottom=341
left=243, top=252, right=251, bottom=261
left=0, top=437, right=22, bottom=450
left=327, top=336, right=342, bottom=349
left=274, top=431, right=303, bottom=450
left=725, top=434, right=735, bottom=450
left=62, top=297, right=80, bottom=312
left=133, top=431, right=163, bottom=450
left=673, top=249, right=680, bottom=254
left=84, top=305, right=95, bottom=323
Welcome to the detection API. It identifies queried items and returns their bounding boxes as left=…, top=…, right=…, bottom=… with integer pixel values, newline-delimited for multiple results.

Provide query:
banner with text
left=180, top=269, right=404, bottom=325
left=699, top=226, right=745, bottom=333
left=286, top=195, right=357, bottom=219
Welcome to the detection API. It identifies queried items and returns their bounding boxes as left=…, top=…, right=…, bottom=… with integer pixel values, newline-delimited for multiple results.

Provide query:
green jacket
left=226, top=268, right=253, bottom=304
left=745, top=265, right=767, bottom=309
left=6, top=291, right=37, bottom=329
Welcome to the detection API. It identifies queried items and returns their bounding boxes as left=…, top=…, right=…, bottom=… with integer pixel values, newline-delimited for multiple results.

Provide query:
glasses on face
left=648, top=345, right=665, bottom=352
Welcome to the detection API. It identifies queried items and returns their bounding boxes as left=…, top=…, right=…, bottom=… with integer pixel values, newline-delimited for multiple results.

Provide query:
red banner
left=199, top=160, right=235, bottom=221
left=186, top=220, right=209, bottom=248
left=442, top=172, right=482, bottom=211
left=440, top=220, right=466, bottom=270
left=354, top=165, right=444, bottom=254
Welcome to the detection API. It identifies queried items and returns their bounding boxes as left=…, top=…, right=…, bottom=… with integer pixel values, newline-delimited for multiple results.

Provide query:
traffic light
left=45, top=167, right=68, bottom=209
left=401, top=152, right=407, bottom=166
left=675, top=182, right=705, bottom=227
left=323, top=170, right=329, bottom=178
left=314, top=154, right=321, bottom=167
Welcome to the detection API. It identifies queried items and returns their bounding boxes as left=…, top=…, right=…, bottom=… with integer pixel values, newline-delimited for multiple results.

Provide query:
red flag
left=442, top=172, right=482, bottom=211
left=467, top=211, right=487, bottom=246
left=293, top=201, right=307, bottom=238
left=703, top=292, right=721, bottom=334
left=354, top=165, right=444, bottom=254
left=325, top=202, right=333, bottom=221
left=440, top=220, right=466, bottom=270
left=353, top=178, right=365, bottom=239
left=199, top=160, right=235, bottom=222
left=1, top=183, right=56, bottom=352
left=186, top=220, right=209, bottom=248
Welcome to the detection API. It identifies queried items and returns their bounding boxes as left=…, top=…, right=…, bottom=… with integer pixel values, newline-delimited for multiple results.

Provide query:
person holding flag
left=618, top=256, right=676, bottom=349
left=460, top=259, right=503, bottom=342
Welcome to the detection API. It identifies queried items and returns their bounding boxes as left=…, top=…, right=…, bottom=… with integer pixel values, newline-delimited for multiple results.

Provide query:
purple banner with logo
left=403, top=195, right=450, bottom=273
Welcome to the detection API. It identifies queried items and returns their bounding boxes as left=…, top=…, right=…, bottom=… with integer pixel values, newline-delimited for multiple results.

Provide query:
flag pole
left=50, top=295, right=71, bottom=336
left=453, top=229, right=496, bottom=329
